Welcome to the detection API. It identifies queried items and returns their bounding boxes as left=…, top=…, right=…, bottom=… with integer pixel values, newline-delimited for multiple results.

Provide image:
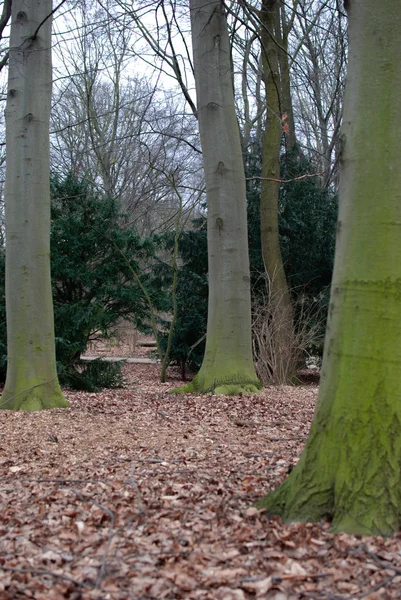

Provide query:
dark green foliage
left=246, top=143, right=338, bottom=337
left=159, top=147, right=338, bottom=372
left=245, top=138, right=265, bottom=286
left=278, top=150, right=338, bottom=296
left=59, top=359, right=125, bottom=392
left=0, top=173, right=163, bottom=388
left=158, top=218, right=208, bottom=379
left=50, top=174, right=163, bottom=385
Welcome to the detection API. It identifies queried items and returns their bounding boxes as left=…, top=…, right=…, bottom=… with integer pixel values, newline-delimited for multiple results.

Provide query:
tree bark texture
left=260, top=0, right=294, bottom=383
left=176, top=0, right=260, bottom=394
left=277, top=1, right=297, bottom=153
left=2, top=0, right=68, bottom=410
left=259, top=0, right=401, bottom=534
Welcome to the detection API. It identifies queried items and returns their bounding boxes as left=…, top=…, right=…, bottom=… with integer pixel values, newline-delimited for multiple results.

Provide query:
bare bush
left=252, top=290, right=326, bottom=385
left=115, top=321, right=139, bottom=355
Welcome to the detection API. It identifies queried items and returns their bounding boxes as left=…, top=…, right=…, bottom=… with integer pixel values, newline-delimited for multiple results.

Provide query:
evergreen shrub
left=158, top=217, right=208, bottom=379
left=0, top=173, right=164, bottom=388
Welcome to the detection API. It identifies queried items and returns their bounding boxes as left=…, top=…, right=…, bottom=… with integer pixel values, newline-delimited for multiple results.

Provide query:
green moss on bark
left=258, top=0, right=401, bottom=536
left=0, top=379, right=68, bottom=410
left=171, top=352, right=261, bottom=394
left=258, top=373, right=401, bottom=535
left=172, top=372, right=261, bottom=394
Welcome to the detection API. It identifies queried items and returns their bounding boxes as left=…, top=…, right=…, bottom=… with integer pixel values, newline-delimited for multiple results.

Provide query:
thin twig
left=71, top=489, right=116, bottom=591
left=0, top=50, right=9, bottom=72
left=126, top=462, right=145, bottom=514
left=357, top=575, right=397, bottom=599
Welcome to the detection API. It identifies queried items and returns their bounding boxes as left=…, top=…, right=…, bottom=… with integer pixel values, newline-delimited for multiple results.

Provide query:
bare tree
left=291, top=0, right=347, bottom=186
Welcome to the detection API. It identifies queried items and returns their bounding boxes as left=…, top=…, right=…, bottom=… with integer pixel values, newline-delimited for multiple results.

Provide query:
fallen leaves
left=0, top=362, right=400, bottom=599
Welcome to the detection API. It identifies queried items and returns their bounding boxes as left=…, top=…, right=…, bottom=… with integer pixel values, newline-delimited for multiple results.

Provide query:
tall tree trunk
left=1, top=0, right=68, bottom=410
left=175, top=0, right=260, bottom=394
left=259, top=0, right=401, bottom=534
left=260, top=0, right=294, bottom=383
left=278, top=2, right=297, bottom=153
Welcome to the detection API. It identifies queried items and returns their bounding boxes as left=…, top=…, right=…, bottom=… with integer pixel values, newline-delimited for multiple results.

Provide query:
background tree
left=259, top=0, right=401, bottom=535
left=1, top=0, right=68, bottom=410
left=259, top=0, right=295, bottom=383
left=177, top=0, right=260, bottom=394
left=0, top=0, right=11, bottom=72
left=291, top=0, right=347, bottom=187
left=51, top=1, right=203, bottom=237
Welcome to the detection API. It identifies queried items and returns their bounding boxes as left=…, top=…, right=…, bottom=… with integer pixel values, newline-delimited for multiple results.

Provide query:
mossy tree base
left=257, top=377, right=401, bottom=535
left=171, top=368, right=261, bottom=395
left=172, top=377, right=261, bottom=395
left=0, top=383, right=68, bottom=411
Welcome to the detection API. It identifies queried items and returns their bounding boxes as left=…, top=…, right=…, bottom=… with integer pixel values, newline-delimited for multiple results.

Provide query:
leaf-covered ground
left=1, top=358, right=401, bottom=599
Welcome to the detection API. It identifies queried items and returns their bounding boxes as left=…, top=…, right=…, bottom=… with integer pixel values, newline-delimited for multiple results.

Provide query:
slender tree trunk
left=278, top=2, right=297, bottom=153
left=259, top=0, right=401, bottom=534
left=175, top=0, right=260, bottom=394
left=1, top=0, right=68, bottom=410
left=260, top=0, right=294, bottom=383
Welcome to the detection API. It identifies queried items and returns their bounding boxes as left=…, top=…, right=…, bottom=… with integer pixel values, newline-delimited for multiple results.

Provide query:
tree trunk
left=258, top=0, right=401, bottom=534
left=260, top=0, right=294, bottom=384
left=175, top=0, right=260, bottom=394
left=1, top=0, right=68, bottom=410
left=278, top=2, right=296, bottom=153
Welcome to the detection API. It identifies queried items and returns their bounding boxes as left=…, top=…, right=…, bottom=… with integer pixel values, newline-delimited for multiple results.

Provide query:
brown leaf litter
left=1, top=357, right=401, bottom=599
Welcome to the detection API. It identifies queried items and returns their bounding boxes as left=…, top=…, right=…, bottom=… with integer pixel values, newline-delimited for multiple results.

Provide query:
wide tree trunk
left=260, top=0, right=294, bottom=384
left=1, top=0, right=68, bottom=410
left=176, top=0, right=260, bottom=394
left=258, top=0, right=401, bottom=534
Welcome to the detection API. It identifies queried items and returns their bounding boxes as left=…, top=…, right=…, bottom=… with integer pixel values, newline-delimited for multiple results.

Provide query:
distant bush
left=50, top=173, right=165, bottom=386
left=157, top=217, right=208, bottom=379
left=59, top=359, right=125, bottom=392
left=0, top=173, right=165, bottom=388
left=247, top=144, right=338, bottom=300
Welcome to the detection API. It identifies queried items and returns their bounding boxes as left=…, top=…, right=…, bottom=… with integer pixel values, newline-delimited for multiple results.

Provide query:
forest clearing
left=1, top=346, right=401, bottom=599
left=1, top=0, right=401, bottom=596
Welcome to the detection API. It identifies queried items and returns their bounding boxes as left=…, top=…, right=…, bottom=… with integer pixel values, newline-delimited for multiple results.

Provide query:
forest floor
left=1, top=340, right=401, bottom=599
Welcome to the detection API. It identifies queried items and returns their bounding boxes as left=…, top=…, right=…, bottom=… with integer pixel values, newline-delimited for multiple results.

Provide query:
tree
left=176, top=0, right=260, bottom=394
left=1, top=0, right=68, bottom=410
left=259, top=0, right=295, bottom=383
left=0, top=0, right=11, bottom=72
left=259, top=0, right=401, bottom=535
left=291, top=0, right=347, bottom=188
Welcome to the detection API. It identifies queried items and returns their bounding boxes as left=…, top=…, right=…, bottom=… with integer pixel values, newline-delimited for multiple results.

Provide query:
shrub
left=0, top=173, right=165, bottom=388
left=157, top=217, right=208, bottom=379
left=59, top=359, right=125, bottom=392
left=50, top=173, right=165, bottom=386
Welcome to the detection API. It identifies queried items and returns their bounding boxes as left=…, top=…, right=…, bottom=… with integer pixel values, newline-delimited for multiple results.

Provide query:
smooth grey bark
left=2, top=0, right=68, bottom=410
left=175, top=0, right=260, bottom=394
